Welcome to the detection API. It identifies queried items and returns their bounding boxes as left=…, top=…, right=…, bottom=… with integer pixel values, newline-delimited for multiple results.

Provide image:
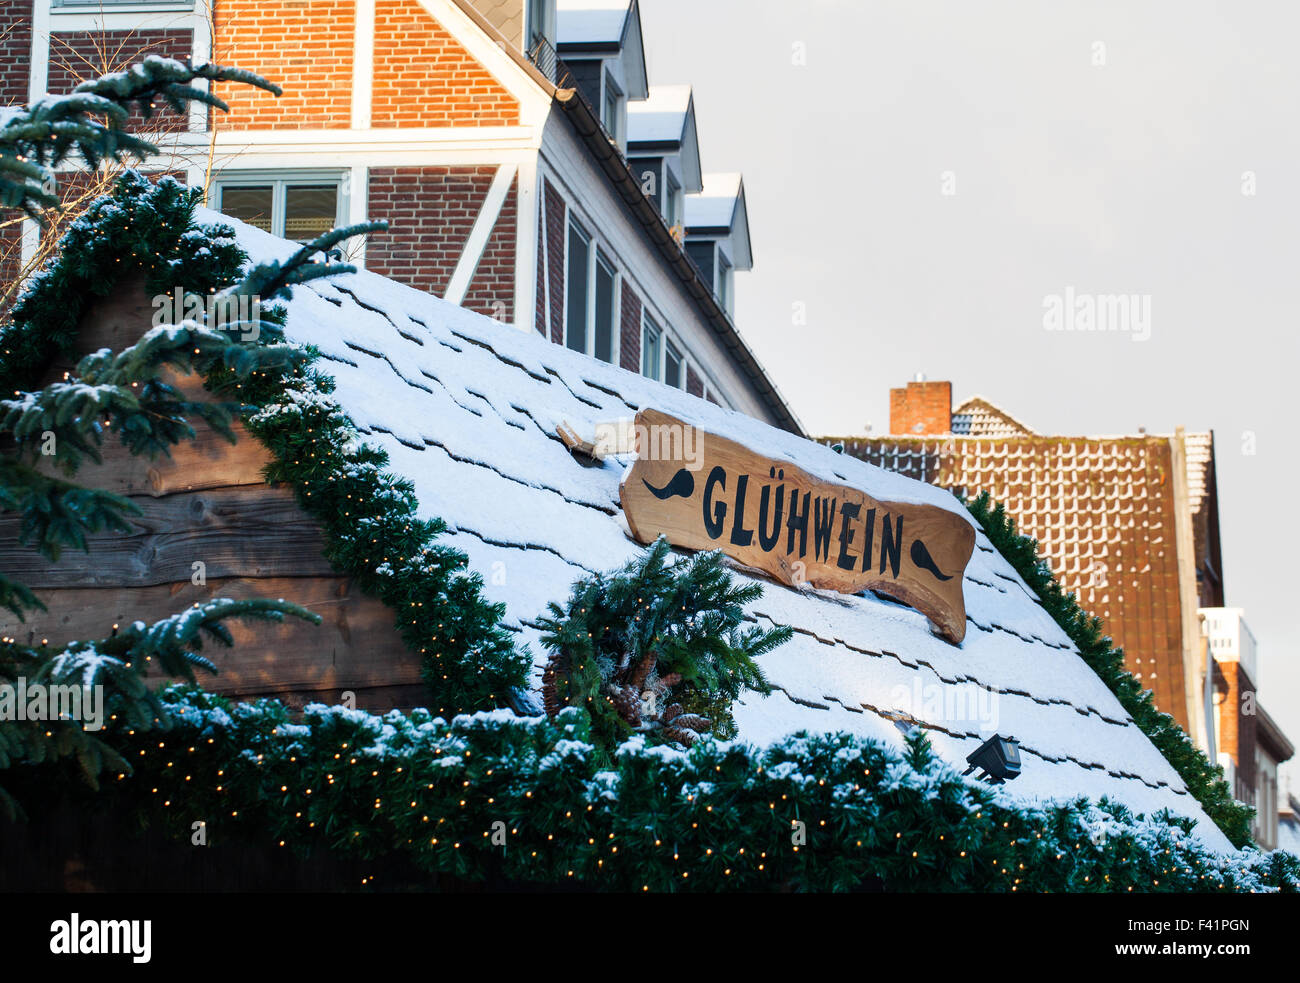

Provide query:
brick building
left=3, top=0, right=798, bottom=432
left=824, top=377, right=1292, bottom=815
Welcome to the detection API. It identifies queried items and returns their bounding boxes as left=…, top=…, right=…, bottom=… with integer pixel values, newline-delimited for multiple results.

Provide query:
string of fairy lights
left=103, top=695, right=1279, bottom=892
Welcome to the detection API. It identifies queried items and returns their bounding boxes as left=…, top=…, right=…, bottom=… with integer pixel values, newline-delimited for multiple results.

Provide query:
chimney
left=889, top=377, right=952, bottom=435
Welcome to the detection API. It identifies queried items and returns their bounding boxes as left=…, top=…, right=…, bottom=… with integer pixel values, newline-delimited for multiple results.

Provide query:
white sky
left=640, top=0, right=1300, bottom=795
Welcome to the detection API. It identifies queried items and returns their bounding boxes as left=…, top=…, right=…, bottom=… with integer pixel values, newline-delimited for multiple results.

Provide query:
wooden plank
left=557, top=417, right=635, bottom=459
left=620, top=408, right=977, bottom=644
left=0, top=576, right=422, bottom=697
left=35, top=419, right=273, bottom=497
left=0, top=486, right=334, bottom=588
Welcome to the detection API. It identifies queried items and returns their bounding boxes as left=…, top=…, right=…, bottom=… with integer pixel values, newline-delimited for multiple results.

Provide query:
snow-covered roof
left=685, top=172, right=742, bottom=230
left=627, top=84, right=691, bottom=144
left=556, top=0, right=632, bottom=46
left=209, top=209, right=1235, bottom=853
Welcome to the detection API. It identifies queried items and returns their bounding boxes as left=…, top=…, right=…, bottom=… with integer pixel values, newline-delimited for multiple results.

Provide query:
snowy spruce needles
left=538, top=537, right=790, bottom=757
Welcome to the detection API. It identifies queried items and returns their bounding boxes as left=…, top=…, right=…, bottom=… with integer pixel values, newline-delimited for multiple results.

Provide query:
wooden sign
left=619, top=409, right=976, bottom=643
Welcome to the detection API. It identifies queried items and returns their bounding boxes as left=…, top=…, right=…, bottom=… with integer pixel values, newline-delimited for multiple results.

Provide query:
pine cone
left=608, top=684, right=643, bottom=727
left=672, top=713, right=711, bottom=735
left=628, top=649, right=659, bottom=691
left=658, top=672, right=682, bottom=689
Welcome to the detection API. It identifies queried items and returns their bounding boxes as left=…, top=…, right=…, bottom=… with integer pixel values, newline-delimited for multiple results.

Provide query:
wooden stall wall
left=0, top=278, right=424, bottom=711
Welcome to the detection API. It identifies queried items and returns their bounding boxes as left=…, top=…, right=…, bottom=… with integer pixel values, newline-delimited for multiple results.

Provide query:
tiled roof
left=222, top=212, right=1233, bottom=851
left=830, top=433, right=1198, bottom=735
left=951, top=395, right=1037, bottom=437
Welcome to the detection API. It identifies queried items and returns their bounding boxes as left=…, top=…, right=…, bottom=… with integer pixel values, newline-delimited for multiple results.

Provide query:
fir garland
left=17, top=685, right=1294, bottom=893
left=966, top=491, right=1254, bottom=847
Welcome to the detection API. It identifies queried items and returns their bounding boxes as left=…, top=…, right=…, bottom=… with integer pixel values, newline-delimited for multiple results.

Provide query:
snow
left=203, top=207, right=1237, bottom=853
left=627, top=85, right=691, bottom=144
left=556, top=0, right=631, bottom=45
left=685, top=173, right=742, bottom=230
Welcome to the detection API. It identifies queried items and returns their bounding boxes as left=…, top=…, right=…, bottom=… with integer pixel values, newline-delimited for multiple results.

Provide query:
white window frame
left=563, top=213, right=621, bottom=365
left=716, top=249, right=734, bottom=315
left=641, top=312, right=663, bottom=381
left=663, top=337, right=685, bottom=390
left=211, top=170, right=346, bottom=242
left=665, top=168, right=683, bottom=229
left=601, top=68, right=623, bottom=144
left=526, top=0, right=554, bottom=48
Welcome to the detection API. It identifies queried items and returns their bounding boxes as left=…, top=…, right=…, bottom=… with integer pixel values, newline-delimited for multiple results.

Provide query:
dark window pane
left=665, top=341, right=683, bottom=388
left=220, top=186, right=273, bottom=232
left=642, top=319, right=661, bottom=379
left=285, top=184, right=338, bottom=241
left=686, top=240, right=714, bottom=287
left=566, top=223, right=590, bottom=352
left=594, top=252, right=615, bottom=363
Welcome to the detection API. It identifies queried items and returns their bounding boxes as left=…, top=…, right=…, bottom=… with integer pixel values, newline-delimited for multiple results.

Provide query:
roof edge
left=554, top=88, right=803, bottom=436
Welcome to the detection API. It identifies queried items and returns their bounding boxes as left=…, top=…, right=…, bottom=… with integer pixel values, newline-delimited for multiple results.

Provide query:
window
left=565, top=215, right=620, bottom=364
left=527, top=0, right=550, bottom=47
left=641, top=316, right=662, bottom=380
left=214, top=174, right=343, bottom=242
left=55, top=0, right=189, bottom=6
left=593, top=250, right=617, bottom=364
left=716, top=252, right=733, bottom=315
left=665, top=170, right=683, bottom=229
left=664, top=340, right=683, bottom=389
left=565, top=219, right=590, bottom=354
left=602, top=70, right=622, bottom=142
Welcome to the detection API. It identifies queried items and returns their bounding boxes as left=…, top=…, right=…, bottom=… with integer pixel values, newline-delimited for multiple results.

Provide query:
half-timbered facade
left=4, top=0, right=799, bottom=431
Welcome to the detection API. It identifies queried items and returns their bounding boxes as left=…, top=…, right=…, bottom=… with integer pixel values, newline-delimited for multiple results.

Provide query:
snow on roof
left=685, top=172, right=742, bottom=230
left=556, top=0, right=630, bottom=45
left=207, top=209, right=1235, bottom=853
left=627, top=84, right=691, bottom=144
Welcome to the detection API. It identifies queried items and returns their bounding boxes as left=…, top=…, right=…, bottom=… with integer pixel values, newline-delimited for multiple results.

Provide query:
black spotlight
left=963, top=735, right=1021, bottom=785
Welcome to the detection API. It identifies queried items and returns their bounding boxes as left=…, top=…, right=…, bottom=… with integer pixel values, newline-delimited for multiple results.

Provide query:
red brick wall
left=619, top=282, right=641, bottom=373
left=373, top=0, right=518, bottom=127
left=542, top=178, right=566, bottom=345
left=48, top=29, right=194, bottom=126
left=214, top=0, right=354, bottom=129
left=365, top=166, right=494, bottom=297
left=0, top=2, right=32, bottom=108
left=1219, top=662, right=1258, bottom=801
left=463, top=177, right=516, bottom=322
left=686, top=365, right=704, bottom=398
left=889, top=380, right=952, bottom=435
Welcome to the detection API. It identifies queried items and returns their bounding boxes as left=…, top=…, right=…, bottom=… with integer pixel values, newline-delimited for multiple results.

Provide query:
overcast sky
left=640, top=0, right=1300, bottom=790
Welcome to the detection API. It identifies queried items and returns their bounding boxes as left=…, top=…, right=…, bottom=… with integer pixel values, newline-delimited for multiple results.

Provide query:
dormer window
left=716, top=251, right=733, bottom=315
left=665, top=170, right=683, bottom=230
left=601, top=70, right=623, bottom=143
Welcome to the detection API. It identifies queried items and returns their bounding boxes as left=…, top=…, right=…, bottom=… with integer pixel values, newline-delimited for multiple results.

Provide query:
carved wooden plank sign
left=619, top=409, right=977, bottom=643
